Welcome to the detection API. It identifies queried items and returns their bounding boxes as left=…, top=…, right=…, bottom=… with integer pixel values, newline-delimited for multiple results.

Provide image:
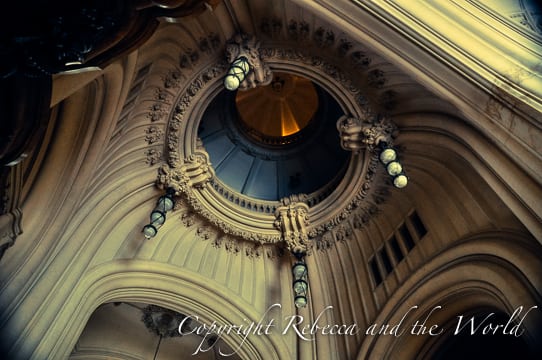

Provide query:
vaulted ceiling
left=1, top=1, right=541, bottom=359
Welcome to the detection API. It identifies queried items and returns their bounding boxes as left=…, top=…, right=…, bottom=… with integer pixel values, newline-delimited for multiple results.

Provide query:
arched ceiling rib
left=123, top=0, right=456, bottom=131
left=2, top=1, right=541, bottom=359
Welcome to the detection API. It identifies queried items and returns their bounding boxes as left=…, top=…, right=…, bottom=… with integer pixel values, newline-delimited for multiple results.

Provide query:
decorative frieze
left=334, top=223, right=353, bottom=243
left=164, top=70, right=182, bottom=89
left=166, top=62, right=228, bottom=168
left=315, top=201, right=383, bottom=251
left=144, top=33, right=395, bottom=250
left=180, top=211, right=196, bottom=227
left=367, top=69, right=386, bottom=88
left=316, top=232, right=334, bottom=251
left=287, top=20, right=310, bottom=42
left=351, top=51, right=372, bottom=68
left=338, top=38, right=353, bottom=57
left=260, top=18, right=283, bottom=39
left=223, top=236, right=241, bottom=254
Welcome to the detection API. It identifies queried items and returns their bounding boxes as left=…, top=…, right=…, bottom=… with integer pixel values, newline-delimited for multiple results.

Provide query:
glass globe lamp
left=294, top=296, right=307, bottom=308
left=393, top=174, right=408, bottom=188
left=293, top=280, right=308, bottom=294
left=150, top=210, right=166, bottom=227
left=224, top=56, right=250, bottom=91
left=292, top=263, right=307, bottom=278
left=143, top=224, right=157, bottom=239
left=224, top=75, right=241, bottom=91
left=379, top=148, right=397, bottom=165
left=157, top=195, right=174, bottom=212
left=386, top=161, right=403, bottom=176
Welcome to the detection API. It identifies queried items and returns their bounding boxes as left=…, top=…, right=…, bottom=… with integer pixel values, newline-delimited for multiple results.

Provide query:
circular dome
left=198, top=74, right=349, bottom=202
left=235, top=72, right=318, bottom=138
left=163, top=50, right=386, bottom=243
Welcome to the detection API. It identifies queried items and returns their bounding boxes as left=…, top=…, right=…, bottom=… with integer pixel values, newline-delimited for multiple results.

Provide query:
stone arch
left=35, top=260, right=290, bottom=360
left=356, top=230, right=542, bottom=359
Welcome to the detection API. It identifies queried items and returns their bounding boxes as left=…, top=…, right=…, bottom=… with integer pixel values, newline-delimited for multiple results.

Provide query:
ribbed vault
left=0, top=1, right=541, bottom=360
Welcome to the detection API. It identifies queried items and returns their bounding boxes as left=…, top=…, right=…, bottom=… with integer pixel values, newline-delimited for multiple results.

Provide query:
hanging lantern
left=386, top=161, right=403, bottom=176
left=143, top=224, right=158, bottom=239
left=156, top=192, right=175, bottom=212
left=224, top=56, right=250, bottom=91
left=378, top=143, right=408, bottom=189
left=150, top=210, right=166, bottom=227
left=393, top=174, right=408, bottom=188
left=142, top=188, right=176, bottom=239
left=292, top=253, right=308, bottom=308
left=379, top=147, right=397, bottom=165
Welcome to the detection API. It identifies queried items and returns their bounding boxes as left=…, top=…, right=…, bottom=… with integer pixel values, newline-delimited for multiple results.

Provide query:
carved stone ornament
left=147, top=31, right=397, bottom=250
left=225, top=34, right=273, bottom=90
left=145, top=126, right=164, bottom=144
left=274, top=197, right=312, bottom=255
left=156, top=151, right=214, bottom=195
left=337, top=115, right=398, bottom=153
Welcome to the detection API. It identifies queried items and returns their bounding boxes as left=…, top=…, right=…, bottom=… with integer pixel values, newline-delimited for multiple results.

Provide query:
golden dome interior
left=235, top=72, right=319, bottom=138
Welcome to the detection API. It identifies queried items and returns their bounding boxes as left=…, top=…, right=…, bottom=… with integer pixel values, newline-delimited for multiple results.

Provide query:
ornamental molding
left=165, top=62, right=229, bottom=168
left=258, top=46, right=395, bottom=119
left=145, top=126, right=164, bottom=145
left=156, top=150, right=214, bottom=199
left=307, top=154, right=383, bottom=239
left=144, top=35, right=394, bottom=249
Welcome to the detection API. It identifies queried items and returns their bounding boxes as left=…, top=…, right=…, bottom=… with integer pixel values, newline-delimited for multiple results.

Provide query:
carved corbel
left=225, top=34, right=273, bottom=90
left=180, top=151, right=215, bottom=189
left=274, top=195, right=312, bottom=255
left=157, top=150, right=214, bottom=195
left=337, top=115, right=398, bottom=153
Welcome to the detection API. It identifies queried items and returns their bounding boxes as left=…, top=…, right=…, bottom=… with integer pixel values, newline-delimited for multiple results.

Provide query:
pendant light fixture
left=378, top=142, right=408, bottom=188
left=224, top=56, right=251, bottom=91
left=142, top=188, right=176, bottom=239
left=292, top=252, right=309, bottom=308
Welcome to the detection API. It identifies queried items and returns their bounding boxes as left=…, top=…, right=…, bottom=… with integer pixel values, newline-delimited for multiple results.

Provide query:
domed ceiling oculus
left=154, top=29, right=401, bottom=245
left=235, top=72, right=318, bottom=139
left=198, top=74, right=349, bottom=202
